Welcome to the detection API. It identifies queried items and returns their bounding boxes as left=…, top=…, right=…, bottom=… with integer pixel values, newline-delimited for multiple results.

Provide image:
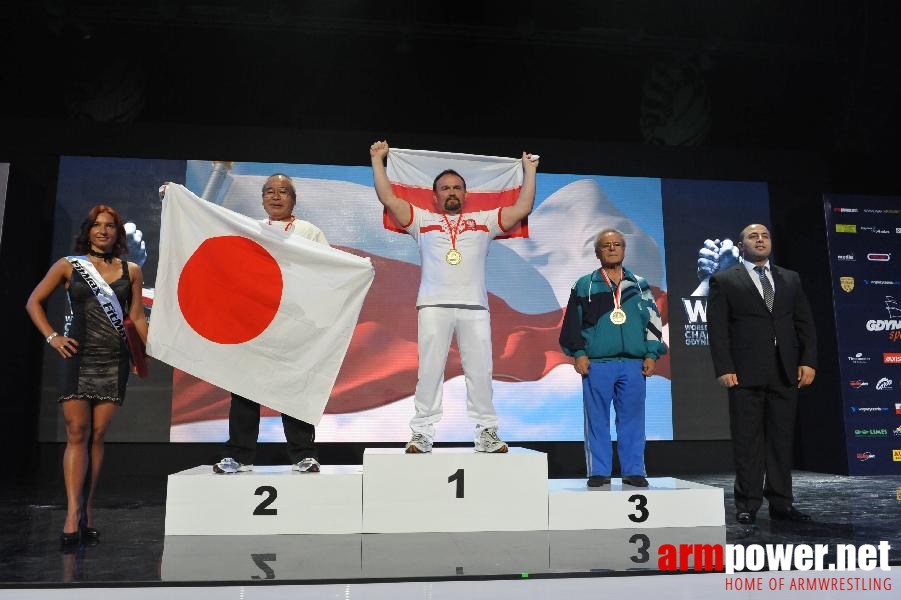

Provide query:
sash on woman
left=67, top=256, right=149, bottom=378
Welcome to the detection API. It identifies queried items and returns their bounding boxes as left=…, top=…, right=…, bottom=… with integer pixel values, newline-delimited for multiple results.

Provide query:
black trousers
left=222, top=393, right=317, bottom=465
left=727, top=352, right=797, bottom=513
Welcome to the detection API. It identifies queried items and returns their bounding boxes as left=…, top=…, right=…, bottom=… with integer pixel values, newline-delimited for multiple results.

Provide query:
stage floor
left=1, top=468, right=899, bottom=596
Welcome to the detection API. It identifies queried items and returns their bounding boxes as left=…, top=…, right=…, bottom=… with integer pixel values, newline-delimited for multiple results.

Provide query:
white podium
left=361, top=447, right=549, bottom=533
left=547, top=477, right=725, bottom=530
left=164, top=464, right=363, bottom=535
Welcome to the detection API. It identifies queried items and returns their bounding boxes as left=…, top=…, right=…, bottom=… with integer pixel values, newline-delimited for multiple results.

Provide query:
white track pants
left=410, top=306, right=498, bottom=440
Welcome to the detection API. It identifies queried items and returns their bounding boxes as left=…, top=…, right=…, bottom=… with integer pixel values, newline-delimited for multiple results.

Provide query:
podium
left=164, top=448, right=724, bottom=537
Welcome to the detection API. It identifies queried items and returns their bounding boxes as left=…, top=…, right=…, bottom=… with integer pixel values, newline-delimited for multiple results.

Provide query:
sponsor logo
left=863, top=280, right=901, bottom=286
left=885, top=353, right=901, bottom=364
left=850, top=406, right=890, bottom=414
left=848, top=352, right=871, bottom=364
left=894, top=426, right=901, bottom=436
left=839, top=276, right=854, bottom=292
left=897, top=402, right=901, bottom=415
left=865, top=297, right=901, bottom=341
left=868, top=253, right=891, bottom=262
left=897, top=227, right=901, bottom=234
left=895, top=449, right=901, bottom=462
left=833, top=207, right=859, bottom=213
left=875, top=377, right=894, bottom=391
left=836, top=252, right=855, bottom=261
left=835, top=224, right=857, bottom=233
left=849, top=380, right=869, bottom=388
left=856, top=451, right=876, bottom=461
left=853, top=428, right=888, bottom=437
left=860, top=226, right=891, bottom=234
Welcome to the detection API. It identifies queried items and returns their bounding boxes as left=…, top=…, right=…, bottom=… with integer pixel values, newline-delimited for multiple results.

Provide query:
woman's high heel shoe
left=82, top=526, right=100, bottom=541
left=60, top=530, right=81, bottom=546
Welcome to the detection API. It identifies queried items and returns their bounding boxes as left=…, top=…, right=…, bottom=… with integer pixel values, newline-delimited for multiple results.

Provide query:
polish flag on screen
left=148, top=184, right=374, bottom=425
left=383, top=147, right=528, bottom=238
left=167, top=172, right=669, bottom=433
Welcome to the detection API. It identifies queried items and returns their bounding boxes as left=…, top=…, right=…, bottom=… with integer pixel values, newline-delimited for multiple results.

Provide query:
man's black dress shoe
left=587, top=476, right=611, bottom=487
left=770, top=506, right=810, bottom=521
left=622, top=475, right=649, bottom=487
left=736, top=511, right=756, bottom=524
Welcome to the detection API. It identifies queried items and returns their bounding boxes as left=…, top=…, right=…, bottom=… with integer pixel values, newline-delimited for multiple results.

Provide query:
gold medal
left=610, top=308, right=627, bottom=325
left=446, top=248, right=462, bottom=265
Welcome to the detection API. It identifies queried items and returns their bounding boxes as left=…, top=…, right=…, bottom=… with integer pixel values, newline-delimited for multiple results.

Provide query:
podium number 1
left=448, top=468, right=464, bottom=498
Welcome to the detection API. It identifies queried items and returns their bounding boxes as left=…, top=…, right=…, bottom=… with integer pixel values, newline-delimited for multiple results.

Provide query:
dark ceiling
left=2, top=1, right=900, bottom=168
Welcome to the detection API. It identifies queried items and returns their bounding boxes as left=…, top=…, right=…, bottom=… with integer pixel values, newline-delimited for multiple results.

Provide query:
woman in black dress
left=26, top=205, right=148, bottom=545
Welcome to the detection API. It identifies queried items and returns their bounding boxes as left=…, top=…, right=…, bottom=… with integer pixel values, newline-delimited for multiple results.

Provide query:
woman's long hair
left=74, top=205, right=129, bottom=257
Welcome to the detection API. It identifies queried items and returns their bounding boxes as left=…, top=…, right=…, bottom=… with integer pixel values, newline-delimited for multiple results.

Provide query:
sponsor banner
left=825, top=193, right=901, bottom=474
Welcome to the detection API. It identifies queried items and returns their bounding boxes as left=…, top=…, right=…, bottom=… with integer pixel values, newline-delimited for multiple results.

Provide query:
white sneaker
left=212, top=457, right=253, bottom=474
left=405, top=433, right=433, bottom=454
left=292, top=458, right=321, bottom=473
left=474, top=427, right=508, bottom=453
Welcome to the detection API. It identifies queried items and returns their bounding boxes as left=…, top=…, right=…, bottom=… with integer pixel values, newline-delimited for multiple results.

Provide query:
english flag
left=383, top=147, right=528, bottom=238
left=147, top=184, right=374, bottom=425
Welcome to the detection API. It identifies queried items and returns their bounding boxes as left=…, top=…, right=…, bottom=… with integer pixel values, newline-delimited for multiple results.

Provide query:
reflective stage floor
left=1, top=459, right=899, bottom=597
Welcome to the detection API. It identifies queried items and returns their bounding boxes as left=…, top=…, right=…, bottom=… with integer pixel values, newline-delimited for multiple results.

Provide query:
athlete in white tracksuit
left=369, top=140, right=539, bottom=452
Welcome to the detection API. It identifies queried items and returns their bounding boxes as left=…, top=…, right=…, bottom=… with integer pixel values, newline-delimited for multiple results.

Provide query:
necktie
left=754, top=265, right=774, bottom=312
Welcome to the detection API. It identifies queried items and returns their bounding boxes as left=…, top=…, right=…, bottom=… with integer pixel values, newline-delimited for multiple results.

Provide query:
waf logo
left=885, top=353, right=901, bottom=364
left=876, top=377, right=894, bottom=391
left=840, top=277, right=855, bottom=293
left=856, top=451, right=876, bottom=461
left=868, top=253, right=891, bottom=262
left=849, top=380, right=869, bottom=388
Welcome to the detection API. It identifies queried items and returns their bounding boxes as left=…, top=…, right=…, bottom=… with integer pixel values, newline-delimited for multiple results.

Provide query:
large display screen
left=38, top=156, right=770, bottom=443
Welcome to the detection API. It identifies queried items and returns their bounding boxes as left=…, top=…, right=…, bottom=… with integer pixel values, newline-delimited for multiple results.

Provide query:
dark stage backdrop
left=36, top=155, right=769, bottom=444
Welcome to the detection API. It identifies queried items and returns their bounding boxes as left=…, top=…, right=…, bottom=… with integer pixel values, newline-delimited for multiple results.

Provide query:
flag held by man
left=148, top=184, right=374, bottom=425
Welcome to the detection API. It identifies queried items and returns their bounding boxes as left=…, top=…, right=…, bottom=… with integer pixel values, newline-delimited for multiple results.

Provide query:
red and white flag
left=384, top=147, right=529, bottom=238
left=147, top=184, right=374, bottom=425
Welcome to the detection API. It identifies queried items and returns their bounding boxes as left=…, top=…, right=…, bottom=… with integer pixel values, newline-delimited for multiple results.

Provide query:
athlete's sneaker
left=212, top=457, right=253, bottom=474
left=474, top=427, right=508, bottom=453
left=292, top=458, right=321, bottom=473
left=405, top=433, right=433, bottom=454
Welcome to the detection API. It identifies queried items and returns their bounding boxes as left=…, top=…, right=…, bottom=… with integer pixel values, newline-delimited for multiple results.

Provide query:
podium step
left=164, top=464, right=363, bottom=535
left=547, top=477, right=725, bottom=530
left=362, top=447, right=549, bottom=533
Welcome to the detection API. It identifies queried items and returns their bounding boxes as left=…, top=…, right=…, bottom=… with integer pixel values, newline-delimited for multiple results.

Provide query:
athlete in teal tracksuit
left=559, top=228, right=667, bottom=487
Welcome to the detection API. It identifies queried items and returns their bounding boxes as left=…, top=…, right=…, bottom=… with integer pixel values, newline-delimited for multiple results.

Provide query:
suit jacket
left=707, top=262, right=816, bottom=386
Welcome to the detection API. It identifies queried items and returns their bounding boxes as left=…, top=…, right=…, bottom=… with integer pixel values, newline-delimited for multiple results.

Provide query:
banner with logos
left=825, top=194, right=901, bottom=474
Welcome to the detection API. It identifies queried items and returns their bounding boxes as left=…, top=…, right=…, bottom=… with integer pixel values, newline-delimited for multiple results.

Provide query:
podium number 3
left=448, top=468, right=464, bottom=498
left=254, top=485, right=278, bottom=515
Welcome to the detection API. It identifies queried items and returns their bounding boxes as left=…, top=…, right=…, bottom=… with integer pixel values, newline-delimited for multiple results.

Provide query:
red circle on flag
left=177, top=236, right=283, bottom=344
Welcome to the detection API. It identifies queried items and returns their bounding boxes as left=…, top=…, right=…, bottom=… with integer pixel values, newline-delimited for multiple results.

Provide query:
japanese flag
left=147, top=184, right=374, bottom=425
left=384, top=147, right=528, bottom=238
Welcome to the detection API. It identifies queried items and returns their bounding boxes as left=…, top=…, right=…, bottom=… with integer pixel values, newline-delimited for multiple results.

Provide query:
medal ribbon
left=599, top=268, right=622, bottom=312
left=442, top=213, right=463, bottom=252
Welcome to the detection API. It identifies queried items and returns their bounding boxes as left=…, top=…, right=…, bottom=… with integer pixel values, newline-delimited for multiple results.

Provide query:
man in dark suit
left=706, top=224, right=816, bottom=525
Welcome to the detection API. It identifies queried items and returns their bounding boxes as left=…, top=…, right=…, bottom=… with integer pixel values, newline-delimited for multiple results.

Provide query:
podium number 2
left=627, top=494, right=649, bottom=523
left=254, top=485, right=278, bottom=515
left=448, top=468, right=464, bottom=498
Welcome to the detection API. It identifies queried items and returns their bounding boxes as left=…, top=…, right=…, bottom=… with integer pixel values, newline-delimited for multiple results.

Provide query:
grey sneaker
left=474, top=427, right=508, bottom=453
left=405, top=433, right=433, bottom=454
left=292, top=458, right=321, bottom=473
left=212, top=457, right=253, bottom=474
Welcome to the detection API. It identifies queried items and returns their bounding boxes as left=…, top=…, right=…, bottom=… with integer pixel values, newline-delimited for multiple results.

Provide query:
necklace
left=88, top=249, right=115, bottom=264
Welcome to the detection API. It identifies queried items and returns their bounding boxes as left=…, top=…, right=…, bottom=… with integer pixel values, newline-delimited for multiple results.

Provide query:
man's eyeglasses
left=598, top=242, right=624, bottom=250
